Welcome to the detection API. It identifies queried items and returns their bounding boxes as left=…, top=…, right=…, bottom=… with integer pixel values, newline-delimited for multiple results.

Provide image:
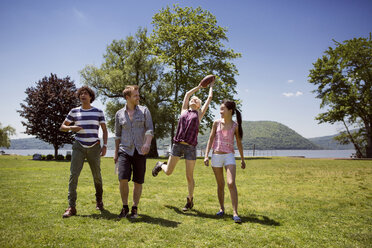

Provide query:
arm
left=235, top=126, right=246, bottom=169
left=141, top=107, right=154, bottom=155
left=199, top=82, right=214, bottom=121
left=181, top=84, right=202, bottom=112
left=114, top=112, right=121, bottom=163
left=114, top=139, right=120, bottom=163
left=100, top=123, right=108, bottom=157
left=59, top=120, right=82, bottom=132
left=204, top=121, right=218, bottom=166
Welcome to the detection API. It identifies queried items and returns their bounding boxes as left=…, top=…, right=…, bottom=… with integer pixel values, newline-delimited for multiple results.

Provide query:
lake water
left=1, top=149, right=356, bottom=159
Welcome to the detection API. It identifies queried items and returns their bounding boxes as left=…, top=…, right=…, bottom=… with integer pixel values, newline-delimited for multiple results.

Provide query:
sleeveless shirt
left=173, top=110, right=199, bottom=146
left=212, top=119, right=237, bottom=153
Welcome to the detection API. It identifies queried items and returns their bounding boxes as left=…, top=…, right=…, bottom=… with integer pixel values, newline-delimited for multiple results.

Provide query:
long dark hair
left=223, top=100, right=243, bottom=139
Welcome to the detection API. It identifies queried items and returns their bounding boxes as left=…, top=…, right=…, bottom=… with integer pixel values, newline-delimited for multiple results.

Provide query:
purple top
left=173, top=110, right=199, bottom=146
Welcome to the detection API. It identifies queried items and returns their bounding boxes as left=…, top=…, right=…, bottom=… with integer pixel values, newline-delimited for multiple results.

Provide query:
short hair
left=122, top=85, right=139, bottom=100
left=76, top=86, right=95, bottom=103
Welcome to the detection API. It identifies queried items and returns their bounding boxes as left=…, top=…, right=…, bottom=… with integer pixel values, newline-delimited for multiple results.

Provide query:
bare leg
left=133, top=182, right=142, bottom=207
left=119, top=179, right=129, bottom=205
left=225, top=164, right=238, bottom=216
left=185, top=159, right=196, bottom=199
left=212, top=167, right=225, bottom=212
left=162, top=155, right=181, bottom=175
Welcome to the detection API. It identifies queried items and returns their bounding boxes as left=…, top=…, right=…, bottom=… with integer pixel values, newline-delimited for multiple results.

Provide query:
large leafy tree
left=151, top=5, right=242, bottom=142
left=0, top=123, right=16, bottom=148
left=81, top=28, right=172, bottom=157
left=18, top=74, right=80, bottom=158
left=308, top=35, right=372, bottom=158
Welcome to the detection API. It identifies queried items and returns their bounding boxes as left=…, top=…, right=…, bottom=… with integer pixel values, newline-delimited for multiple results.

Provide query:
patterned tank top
left=212, top=119, right=237, bottom=153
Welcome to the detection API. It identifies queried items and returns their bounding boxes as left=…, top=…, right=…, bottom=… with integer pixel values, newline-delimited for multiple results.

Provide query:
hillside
left=308, top=134, right=354, bottom=150
left=6, top=121, right=322, bottom=150
left=159, top=121, right=321, bottom=150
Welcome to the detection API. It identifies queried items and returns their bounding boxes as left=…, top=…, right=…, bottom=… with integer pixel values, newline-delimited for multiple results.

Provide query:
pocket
left=134, top=115, right=145, bottom=128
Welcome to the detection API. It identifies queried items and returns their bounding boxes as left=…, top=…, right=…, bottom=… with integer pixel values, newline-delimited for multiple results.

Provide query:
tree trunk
left=147, top=137, right=159, bottom=158
left=54, top=145, right=58, bottom=160
left=366, top=130, right=372, bottom=158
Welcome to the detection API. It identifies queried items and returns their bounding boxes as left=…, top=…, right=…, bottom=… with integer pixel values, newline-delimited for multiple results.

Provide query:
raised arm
left=199, top=82, right=214, bottom=121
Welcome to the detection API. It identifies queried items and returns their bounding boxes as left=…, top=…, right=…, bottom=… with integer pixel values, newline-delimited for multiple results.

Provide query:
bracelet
left=103, top=144, right=107, bottom=147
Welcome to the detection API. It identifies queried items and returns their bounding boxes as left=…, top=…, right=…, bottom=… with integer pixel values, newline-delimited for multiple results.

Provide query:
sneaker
left=118, top=206, right=129, bottom=218
left=233, top=215, right=242, bottom=223
left=182, top=197, right=194, bottom=212
left=130, top=206, right=138, bottom=219
left=152, top=161, right=164, bottom=177
left=216, top=210, right=224, bottom=217
left=96, top=201, right=104, bottom=211
left=62, top=207, right=76, bottom=218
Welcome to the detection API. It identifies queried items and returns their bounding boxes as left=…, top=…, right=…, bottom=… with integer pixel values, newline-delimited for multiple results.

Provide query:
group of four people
left=60, top=76, right=246, bottom=223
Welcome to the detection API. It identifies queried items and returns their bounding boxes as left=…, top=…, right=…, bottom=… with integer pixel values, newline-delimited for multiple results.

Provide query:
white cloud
left=288, top=80, right=294, bottom=83
left=282, top=91, right=303, bottom=97
left=295, top=91, right=303, bottom=96
left=283, top=92, right=294, bottom=97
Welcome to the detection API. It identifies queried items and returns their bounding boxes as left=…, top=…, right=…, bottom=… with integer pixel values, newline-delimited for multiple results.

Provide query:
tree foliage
left=308, top=34, right=372, bottom=158
left=0, top=123, right=16, bottom=149
left=81, top=28, right=171, bottom=157
left=151, top=5, right=242, bottom=141
left=18, top=74, right=80, bottom=158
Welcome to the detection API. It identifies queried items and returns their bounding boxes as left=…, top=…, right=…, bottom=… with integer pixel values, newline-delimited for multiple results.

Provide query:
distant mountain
left=308, top=134, right=354, bottom=150
left=5, top=121, right=325, bottom=150
left=158, top=121, right=321, bottom=150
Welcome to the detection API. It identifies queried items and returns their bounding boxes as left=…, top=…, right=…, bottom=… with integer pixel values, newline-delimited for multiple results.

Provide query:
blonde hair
left=190, top=96, right=202, bottom=109
left=122, top=85, right=139, bottom=99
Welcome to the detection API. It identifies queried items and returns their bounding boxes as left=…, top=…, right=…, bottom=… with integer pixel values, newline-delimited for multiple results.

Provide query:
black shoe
left=96, top=201, right=104, bottom=211
left=130, top=206, right=138, bottom=219
left=152, top=161, right=164, bottom=177
left=182, top=197, right=194, bottom=212
left=118, top=206, right=129, bottom=218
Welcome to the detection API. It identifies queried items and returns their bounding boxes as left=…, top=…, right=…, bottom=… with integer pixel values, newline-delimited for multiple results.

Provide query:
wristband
left=103, top=144, right=107, bottom=147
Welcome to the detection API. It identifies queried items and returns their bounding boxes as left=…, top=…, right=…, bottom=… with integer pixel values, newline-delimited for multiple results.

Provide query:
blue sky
left=0, top=0, right=371, bottom=139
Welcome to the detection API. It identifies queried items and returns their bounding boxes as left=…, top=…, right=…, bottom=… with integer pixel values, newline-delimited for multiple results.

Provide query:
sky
left=0, top=0, right=371, bottom=139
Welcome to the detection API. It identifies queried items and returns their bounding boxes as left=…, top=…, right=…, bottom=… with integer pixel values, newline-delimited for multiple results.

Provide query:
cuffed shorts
left=171, top=142, right=197, bottom=160
left=118, top=149, right=146, bottom=184
left=211, top=153, right=236, bottom=167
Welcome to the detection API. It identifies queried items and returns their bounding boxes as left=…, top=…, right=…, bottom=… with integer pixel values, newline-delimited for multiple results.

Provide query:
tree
left=81, top=28, right=172, bottom=157
left=151, top=5, right=242, bottom=142
left=308, top=35, right=372, bottom=158
left=18, top=74, right=80, bottom=158
left=0, top=123, right=16, bottom=148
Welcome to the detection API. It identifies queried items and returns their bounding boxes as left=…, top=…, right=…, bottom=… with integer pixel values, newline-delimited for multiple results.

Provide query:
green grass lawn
left=0, top=155, right=371, bottom=247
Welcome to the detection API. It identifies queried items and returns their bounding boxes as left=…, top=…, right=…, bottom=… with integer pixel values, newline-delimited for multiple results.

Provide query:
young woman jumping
left=204, top=100, right=246, bottom=223
left=152, top=77, right=214, bottom=211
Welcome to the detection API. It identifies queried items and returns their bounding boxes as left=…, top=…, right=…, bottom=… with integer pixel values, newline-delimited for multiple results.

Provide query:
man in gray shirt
left=114, top=85, right=154, bottom=219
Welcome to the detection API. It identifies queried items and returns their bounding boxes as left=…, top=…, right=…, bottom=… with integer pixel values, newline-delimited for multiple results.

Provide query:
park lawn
left=0, top=155, right=371, bottom=248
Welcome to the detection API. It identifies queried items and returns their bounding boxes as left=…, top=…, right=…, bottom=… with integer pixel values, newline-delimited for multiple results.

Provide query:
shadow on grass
left=128, top=214, right=181, bottom=228
left=79, top=209, right=181, bottom=227
left=165, top=205, right=280, bottom=226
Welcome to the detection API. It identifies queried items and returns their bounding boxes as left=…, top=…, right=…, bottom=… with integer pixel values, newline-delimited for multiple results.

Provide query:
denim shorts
left=211, top=153, right=236, bottom=167
left=171, top=142, right=197, bottom=160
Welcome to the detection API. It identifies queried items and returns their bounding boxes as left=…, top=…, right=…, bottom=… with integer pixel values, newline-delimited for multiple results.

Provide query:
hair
left=190, top=96, right=202, bottom=109
left=76, top=86, right=95, bottom=103
left=223, top=99, right=243, bottom=139
left=122, top=85, right=139, bottom=100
